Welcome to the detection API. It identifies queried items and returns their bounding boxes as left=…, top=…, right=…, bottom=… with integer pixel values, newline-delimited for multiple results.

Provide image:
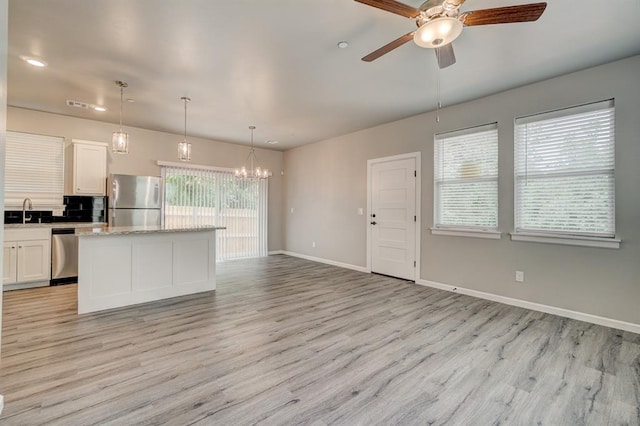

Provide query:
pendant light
left=178, top=96, right=192, bottom=161
left=235, top=126, right=270, bottom=179
left=112, top=80, right=129, bottom=154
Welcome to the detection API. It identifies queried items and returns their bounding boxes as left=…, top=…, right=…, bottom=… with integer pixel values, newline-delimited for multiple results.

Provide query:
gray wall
left=7, top=107, right=285, bottom=251
left=284, top=55, right=640, bottom=325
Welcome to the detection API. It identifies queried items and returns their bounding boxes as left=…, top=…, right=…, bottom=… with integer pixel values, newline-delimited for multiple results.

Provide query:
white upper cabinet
left=72, top=140, right=108, bottom=196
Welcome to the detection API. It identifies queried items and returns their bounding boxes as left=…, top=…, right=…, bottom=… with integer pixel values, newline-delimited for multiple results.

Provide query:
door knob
left=370, top=221, right=377, bottom=225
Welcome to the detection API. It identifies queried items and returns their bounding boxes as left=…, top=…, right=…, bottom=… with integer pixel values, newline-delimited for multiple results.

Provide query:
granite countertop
left=75, top=225, right=225, bottom=236
left=4, top=222, right=107, bottom=229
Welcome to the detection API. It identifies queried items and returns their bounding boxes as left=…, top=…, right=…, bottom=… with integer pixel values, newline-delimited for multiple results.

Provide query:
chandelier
left=235, top=126, right=270, bottom=179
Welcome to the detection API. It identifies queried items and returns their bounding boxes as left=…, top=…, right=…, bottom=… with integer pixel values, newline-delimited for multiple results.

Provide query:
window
left=5, top=131, right=64, bottom=210
left=514, top=99, right=615, bottom=242
left=433, top=123, right=499, bottom=235
left=161, top=164, right=268, bottom=260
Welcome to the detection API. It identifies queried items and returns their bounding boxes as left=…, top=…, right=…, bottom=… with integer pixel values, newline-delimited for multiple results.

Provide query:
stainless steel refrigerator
left=108, top=174, right=162, bottom=226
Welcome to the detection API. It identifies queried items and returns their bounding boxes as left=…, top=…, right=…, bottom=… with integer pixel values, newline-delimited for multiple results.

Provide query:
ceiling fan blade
left=435, top=44, right=456, bottom=69
left=362, top=32, right=415, bottom=62
left=461, top=2, right=547, bottom=26
left=354, top=0, right=421, bottom=19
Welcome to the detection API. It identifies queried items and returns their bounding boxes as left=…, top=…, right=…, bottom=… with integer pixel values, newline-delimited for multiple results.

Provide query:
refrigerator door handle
left=112, top=179, right=118, bottom=209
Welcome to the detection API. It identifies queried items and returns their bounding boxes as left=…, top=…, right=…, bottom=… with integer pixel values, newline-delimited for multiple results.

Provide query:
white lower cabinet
left=3, top=228, right=51, bottom=288
left=3, top=242, right=18, bottom=284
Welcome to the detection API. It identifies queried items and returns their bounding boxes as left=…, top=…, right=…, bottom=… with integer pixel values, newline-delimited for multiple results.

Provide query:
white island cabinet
left=76, top=225, right=224, bottom=314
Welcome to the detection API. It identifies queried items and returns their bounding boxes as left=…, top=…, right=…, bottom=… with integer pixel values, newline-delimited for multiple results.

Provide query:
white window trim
left=431, top=228, right=502, bottom=239
left=157, top=160, right=235, bottom=173
left=510, top=232, right=620, bottom=249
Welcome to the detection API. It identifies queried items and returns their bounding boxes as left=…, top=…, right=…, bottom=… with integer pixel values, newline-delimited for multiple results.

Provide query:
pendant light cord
left=119, top=85, right=124, bottom=131
left=249, top=126, right=256, bottom=171
left=184, top=98, right=187, bottom=140
left=115, top=80, right=128, bottom=132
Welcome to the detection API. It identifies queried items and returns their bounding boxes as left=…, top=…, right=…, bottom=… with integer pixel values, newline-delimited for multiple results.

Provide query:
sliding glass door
left=162, top=165, right=268, bottom=260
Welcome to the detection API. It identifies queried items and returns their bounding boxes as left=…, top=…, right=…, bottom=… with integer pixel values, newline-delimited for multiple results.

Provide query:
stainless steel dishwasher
left=51, top=228, right=78, bottom=285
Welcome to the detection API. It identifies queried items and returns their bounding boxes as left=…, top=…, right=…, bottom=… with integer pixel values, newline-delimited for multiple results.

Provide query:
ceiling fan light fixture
left=413, top=17, right=463, bottom=48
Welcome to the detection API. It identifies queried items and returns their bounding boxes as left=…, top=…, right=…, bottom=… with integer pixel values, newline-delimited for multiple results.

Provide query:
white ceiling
left=7, top=0, right=640, bottom=151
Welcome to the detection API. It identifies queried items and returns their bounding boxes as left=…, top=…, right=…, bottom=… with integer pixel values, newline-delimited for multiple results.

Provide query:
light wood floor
left=1, top=255, right=639, bottom=425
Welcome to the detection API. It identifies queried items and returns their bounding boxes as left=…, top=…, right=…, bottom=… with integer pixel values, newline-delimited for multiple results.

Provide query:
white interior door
left=370, top=157, right=416, bottom=280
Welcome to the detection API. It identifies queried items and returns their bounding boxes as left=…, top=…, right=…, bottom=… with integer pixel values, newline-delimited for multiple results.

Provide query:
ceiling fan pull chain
left=436, top=53, right=441, bottom=124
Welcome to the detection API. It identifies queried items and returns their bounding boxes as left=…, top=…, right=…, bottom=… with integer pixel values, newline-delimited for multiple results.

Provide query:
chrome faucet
left=22, top=198, right=33, bottom=224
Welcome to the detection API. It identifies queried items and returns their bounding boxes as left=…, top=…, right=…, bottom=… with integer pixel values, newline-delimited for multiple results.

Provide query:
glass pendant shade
left=112, top=131, right=129, bottom=154
left=112, top=81, right=130, bottom=154
left=413, top=17, right=463, bottom=48
left=178, top=139, right=192, bottom=162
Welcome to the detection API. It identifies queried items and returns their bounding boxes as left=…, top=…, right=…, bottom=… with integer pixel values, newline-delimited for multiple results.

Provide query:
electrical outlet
left=312, top=241, right=316, bottom=248
left=515, top=271, right=524, bottom=282
left=290, top=207, right=294, bottom=214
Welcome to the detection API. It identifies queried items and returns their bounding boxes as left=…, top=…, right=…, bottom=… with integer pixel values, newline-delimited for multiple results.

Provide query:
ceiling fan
left=356, top=0, right=547, bottom=68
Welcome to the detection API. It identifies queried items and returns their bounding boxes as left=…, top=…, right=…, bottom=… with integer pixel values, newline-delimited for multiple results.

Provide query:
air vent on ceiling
left=66, top=99, right=89, bottom=109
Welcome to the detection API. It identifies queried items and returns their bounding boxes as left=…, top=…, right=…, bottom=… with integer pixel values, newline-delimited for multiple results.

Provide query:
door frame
left=366, top=152, right=421, bottom=281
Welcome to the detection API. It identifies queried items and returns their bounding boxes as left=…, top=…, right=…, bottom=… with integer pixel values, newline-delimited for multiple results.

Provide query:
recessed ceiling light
left=266, top=140, right=279, bottom=145
left=92, top=105, right=107, bottom=112
left=337, top=41, right=349, bottom=49
left=20, top=56, right=47, bottom=67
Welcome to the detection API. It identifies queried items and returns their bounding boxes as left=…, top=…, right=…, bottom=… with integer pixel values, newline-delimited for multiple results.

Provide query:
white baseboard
left=279, top=251, right=369, bottom=274
left=267, top=252, right=640, bottom=334
left=3, top=280, right=49, bottom=292
left=268, top=250, right=285, bottom=255
left=417, top=279, right=640, bottom=335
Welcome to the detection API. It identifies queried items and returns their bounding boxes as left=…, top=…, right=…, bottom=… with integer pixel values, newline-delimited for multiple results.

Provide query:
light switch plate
left=357, top=208, right=363, bottom=215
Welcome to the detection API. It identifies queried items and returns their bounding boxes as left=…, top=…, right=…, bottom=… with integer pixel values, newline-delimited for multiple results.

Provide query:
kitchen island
left=76, top=225, right=224, bottom=314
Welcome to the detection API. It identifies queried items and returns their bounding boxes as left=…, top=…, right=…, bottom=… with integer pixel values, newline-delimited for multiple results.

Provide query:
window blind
left=434, top=123, right=499, bottom=230
left=5, top=131, right=65, bottom=209
left=514, top=99, right=615, bottom=237
left=162, top=165, right=268, bottom=260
